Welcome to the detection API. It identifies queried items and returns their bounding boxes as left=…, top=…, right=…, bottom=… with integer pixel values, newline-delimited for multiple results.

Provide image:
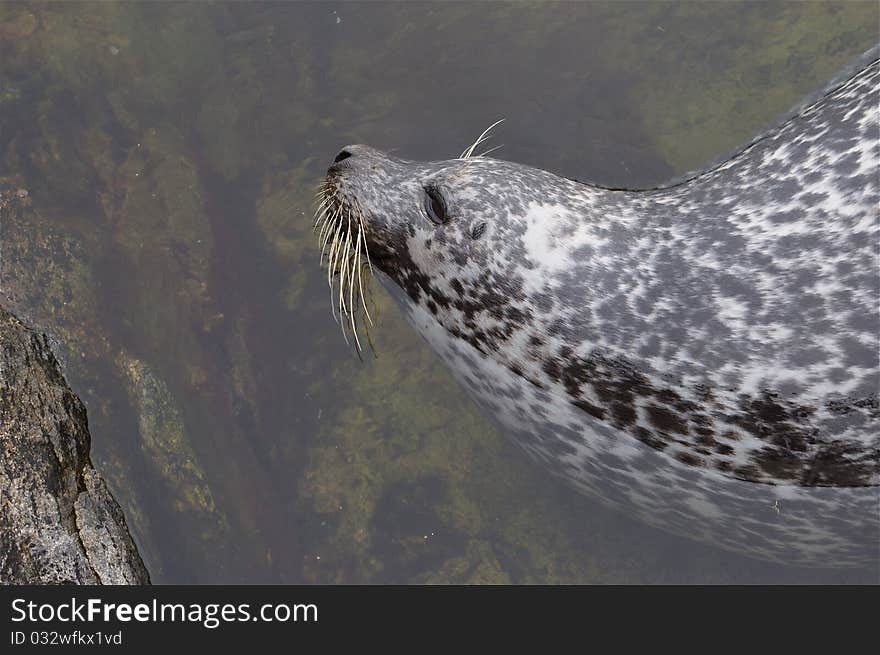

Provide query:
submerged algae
left=116, top=353, right=229, bottom=544
left=1, top=2, right=290, bottom=582
left=589, top=1, right=880, bottom=173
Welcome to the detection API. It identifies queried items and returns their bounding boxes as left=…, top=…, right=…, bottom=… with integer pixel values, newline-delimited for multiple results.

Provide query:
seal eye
left=423, top=187, right=448, bottom=225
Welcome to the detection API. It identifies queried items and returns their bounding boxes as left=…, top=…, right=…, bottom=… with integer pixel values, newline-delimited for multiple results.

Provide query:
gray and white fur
left=317, top=51, right=880, bottom=567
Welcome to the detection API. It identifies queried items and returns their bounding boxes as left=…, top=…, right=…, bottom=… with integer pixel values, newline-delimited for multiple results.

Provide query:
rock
left=0, top=307, right=149, bottom=584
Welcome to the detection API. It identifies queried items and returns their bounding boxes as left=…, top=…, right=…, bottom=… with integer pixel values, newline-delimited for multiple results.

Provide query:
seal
left=314, top=50, right=880, bottom=567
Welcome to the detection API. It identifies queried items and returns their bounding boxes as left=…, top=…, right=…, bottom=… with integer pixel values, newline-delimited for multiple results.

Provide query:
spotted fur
left=322, top=53, right=880, bottom=566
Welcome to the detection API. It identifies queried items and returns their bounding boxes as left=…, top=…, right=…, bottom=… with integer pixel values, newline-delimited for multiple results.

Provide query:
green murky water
left=1, top=1, right=877, bottom=583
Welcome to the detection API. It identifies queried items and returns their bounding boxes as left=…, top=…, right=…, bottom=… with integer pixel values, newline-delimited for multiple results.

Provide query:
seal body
left=320, top=54, right=880, bottom=567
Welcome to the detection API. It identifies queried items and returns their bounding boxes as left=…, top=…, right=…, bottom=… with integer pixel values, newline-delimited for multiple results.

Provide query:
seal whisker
left=319, top=205, right=340, bottom=253
left=329, top=207, right=347, bottom=270
left=313, top=197, right=333, bottom=230
left=314, top=209, right=331, bottom=236
left=321, top=208, right=343, bottom=269
left=326, top=217, right=346, bottom=325
left=355, top=222, right=373, bottom=327
left=329, top=227, right=344, bottom=296
left=320, top=202, right=340, bottom=241
left=318, top=218, right=334, bottom=257
left=333, top=231, right=351, bottom=343
left=476, top=144, right=504, bottom=158
left=351, top=201, right=376, bottom=330
left=348, top=232, right=362, bottom=353
left=314, top=189, right=332, bottom=234
left=459, top=118, right=505, bottom=159
left=337, top=211, right=353, bottom=330
left=355, top=201, right=375, bottom=277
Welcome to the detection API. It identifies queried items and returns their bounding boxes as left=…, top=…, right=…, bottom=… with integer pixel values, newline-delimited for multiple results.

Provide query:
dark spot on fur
left=634, top=427, right=668, bottom=451
left=734, top=464, right=760, bottom=480
left=715, top=443, right=734, bottom=456
left=645, top=404, right=689, bottom=435
left=675, top=452, right=704, bottom=467
left=572, top=399, right=606, bottom=421
left=610, top=402, right=636, bottom=427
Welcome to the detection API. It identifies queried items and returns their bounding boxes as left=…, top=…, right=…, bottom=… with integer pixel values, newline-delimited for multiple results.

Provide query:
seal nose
left=327, top=144, right=387, bottom=174
left=328, top=145, right=362, bottom=173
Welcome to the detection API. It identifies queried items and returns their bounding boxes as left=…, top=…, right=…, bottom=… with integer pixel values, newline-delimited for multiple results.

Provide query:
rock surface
left=0, top=307, right=149, bottom=584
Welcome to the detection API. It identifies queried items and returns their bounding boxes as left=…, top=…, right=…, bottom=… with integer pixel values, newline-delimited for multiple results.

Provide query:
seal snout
left=326, top=144, right=387, bottom=176
left=322, top=143, right=409, bottom=262
left=328, top=146, right=357, bottom=172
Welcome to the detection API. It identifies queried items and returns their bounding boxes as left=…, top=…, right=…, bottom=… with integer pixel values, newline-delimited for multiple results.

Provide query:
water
left=1, top=1, right=877, bottom=583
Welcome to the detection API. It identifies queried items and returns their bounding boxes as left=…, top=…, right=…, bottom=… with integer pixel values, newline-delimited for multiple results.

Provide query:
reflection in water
left=0, top=1, right=877, bottom=583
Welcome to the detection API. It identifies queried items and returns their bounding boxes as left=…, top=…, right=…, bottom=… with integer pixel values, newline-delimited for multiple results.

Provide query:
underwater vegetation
left=0, top=1, right=876, bottom=582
